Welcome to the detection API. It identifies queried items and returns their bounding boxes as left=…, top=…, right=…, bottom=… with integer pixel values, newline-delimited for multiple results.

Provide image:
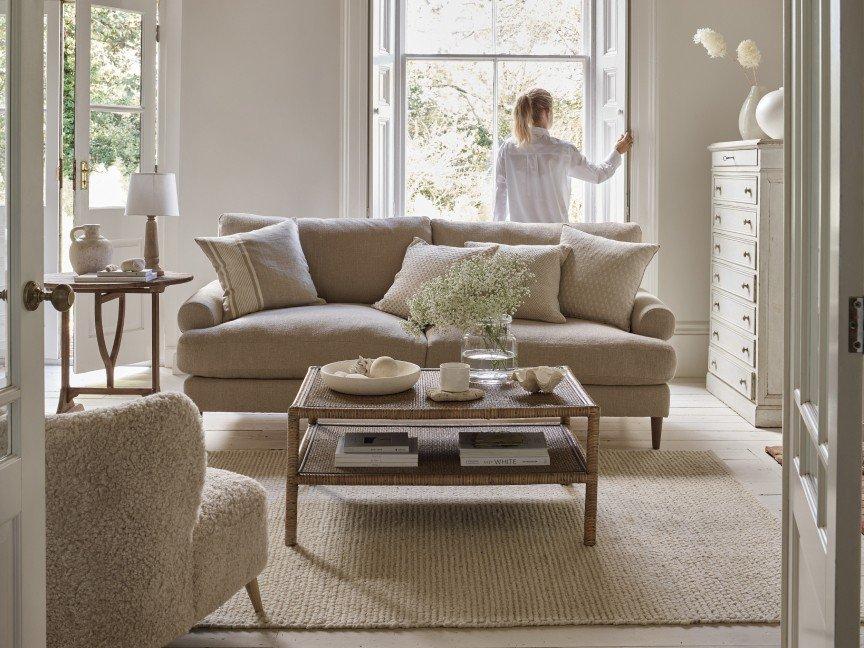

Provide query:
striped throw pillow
left=196, top=219, right=323, bottom=320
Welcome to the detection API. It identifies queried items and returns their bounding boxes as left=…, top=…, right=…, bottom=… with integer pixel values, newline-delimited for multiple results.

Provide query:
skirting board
left=706, top=372, right=781, bottom=428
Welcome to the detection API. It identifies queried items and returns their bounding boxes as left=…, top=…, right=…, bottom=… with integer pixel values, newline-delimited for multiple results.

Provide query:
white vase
left=756, top=86, right=784, bottom=140
left=738, top=85, right=768, bottom=140
left=69, top=224, right=113, bottom=275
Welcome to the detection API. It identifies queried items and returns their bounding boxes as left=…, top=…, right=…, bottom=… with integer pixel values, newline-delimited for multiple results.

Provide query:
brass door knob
left=23, top=281, right=75, bottom=312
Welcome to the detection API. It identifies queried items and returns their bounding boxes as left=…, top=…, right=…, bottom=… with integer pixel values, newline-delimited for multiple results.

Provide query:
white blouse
left=493, top=126, right=622, bottom=223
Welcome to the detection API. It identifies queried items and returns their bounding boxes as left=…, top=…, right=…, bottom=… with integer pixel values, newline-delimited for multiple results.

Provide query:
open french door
left=71, top=0, right=157, bottom=372
left=0, top=0, right=54, bottom=645
left=783, top=0, right=863, bottom=645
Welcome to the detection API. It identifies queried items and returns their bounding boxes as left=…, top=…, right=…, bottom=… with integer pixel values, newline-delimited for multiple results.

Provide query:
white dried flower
left=736, top=39, right=762, bottom=69
left=693, top=27, right=727, bottom=58
left=403, top=254, right=533, bottom=337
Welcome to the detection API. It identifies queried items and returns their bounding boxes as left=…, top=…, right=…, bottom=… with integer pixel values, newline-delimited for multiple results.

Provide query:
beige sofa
left=177, top=215, right=677, bottom=448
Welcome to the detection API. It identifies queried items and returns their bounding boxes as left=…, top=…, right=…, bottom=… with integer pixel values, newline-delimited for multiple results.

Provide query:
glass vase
left=460, top=315, right=517, bottom=385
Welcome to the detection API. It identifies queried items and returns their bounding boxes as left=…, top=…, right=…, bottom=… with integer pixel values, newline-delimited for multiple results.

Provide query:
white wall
left=164, top=0, right=344, bottom=353
left=631, top=0, right=783, bottom=377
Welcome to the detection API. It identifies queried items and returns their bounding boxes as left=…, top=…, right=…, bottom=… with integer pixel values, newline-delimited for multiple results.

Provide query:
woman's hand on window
left=615, top=132, right=633, bottom=154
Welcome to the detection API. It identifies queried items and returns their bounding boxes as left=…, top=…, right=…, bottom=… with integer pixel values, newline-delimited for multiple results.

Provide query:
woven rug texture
left=199, top=448, right=781, bottom=629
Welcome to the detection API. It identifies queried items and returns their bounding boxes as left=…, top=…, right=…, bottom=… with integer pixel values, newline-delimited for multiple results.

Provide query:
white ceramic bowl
left=320, top=360, right=421, bottom=396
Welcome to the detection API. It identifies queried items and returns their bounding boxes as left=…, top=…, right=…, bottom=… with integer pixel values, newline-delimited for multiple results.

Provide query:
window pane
left=406, top=60, right=493, bottom=220
left=90, top=6, right=141, bottom=107
left=496, top=0, right=583, bottom=55
left=405, top=0, right=493, bottom=54
left=498, top=60, right=585, bottom=221
left=89, top=109, right=140, bottom=208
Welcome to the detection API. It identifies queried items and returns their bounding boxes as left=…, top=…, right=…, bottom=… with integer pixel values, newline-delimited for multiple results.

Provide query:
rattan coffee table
left=286, top=367, right=600, bottom=547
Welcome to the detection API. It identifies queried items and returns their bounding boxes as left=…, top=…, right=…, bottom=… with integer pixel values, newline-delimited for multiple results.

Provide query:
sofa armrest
left=630, top=290, right=676, bottom=341
left=178, top=280, right=224, bottom=332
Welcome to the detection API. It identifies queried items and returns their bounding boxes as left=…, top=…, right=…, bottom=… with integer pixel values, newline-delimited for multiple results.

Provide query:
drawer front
left=712, top=175, right=758, bottom=204
left=711, top=148, right=759, bottom=167
left=709, top=347, right=755, bottom=400
left=710, top=289, right=756, bottom=334
left=710, top=317, right=756, bottom=367
left=711, top=204, right=757, bottom=237
left=712, top=232, right=757, bottom=270
left=711, top=262, right=757, bottom=302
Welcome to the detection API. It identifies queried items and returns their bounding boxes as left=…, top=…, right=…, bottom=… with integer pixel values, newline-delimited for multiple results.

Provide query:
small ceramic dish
left=320, top=360, right=421, bottom=396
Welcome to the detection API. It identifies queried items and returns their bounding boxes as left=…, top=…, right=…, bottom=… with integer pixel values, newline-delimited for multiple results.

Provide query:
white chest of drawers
left=706, top=139, right=784, bottom=427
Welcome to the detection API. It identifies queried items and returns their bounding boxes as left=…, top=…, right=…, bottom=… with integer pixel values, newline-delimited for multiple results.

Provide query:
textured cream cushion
left=425, top=318, right=676, bottom=386
left=465, top=242, right=569, bottom=323
left=431, top=218, right=643, bottom=247
left=558, top=225, right=658, bottom=331
left=373, top=238, right=497, bottom=320
left=176, top=303, right=428, bottom=379
left=218, top=214, right=434, bottom=304
left=195, top=219, right=323, bottom=320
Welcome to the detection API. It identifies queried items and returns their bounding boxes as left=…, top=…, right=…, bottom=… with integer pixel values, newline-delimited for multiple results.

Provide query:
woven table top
left=290, top=367, right=598, bottom=419
left=298, top=423, right=588, bottom=484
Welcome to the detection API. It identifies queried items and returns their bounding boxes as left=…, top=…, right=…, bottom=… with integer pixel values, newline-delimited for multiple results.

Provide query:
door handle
left=23, top=281, right=75, bottom=312
left=80, top=160, right=90, bottom=191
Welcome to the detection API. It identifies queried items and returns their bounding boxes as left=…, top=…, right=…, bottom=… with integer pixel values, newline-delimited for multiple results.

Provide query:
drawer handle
left=742, top=314, right=751, bottom=324
left=743, top=218, right=753, bottom=226
left=739, top=379, right=748, bottom=387
left=743, top=251, right=752, bottom=260
left=713, top=273, right=720, bottom=282
left=744, top=187, right=753, bottom=196
left=714, top=244, right=721, bottom=253
left=741, top=347, right=750, bottom=355
left=712, top=331, right=720, bottom=339
left=712, top=301, right=720, bottom=310
left=711, top=360, right=717, bottom=368
left=714, top=186, right=722, bottom=195
left=741, top=282, right=751, bottom=292
left=723, top=155, right=735, bottom=161
left=714, top=214, right=722, bottom=222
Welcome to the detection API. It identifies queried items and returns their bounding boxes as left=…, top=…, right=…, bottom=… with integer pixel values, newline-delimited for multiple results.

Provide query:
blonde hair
left=513, top=88, right=553, bottom=146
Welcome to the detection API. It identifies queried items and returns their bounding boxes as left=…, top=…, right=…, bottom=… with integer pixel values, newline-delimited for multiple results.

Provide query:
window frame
left=392, top=0, right=597, bottom=220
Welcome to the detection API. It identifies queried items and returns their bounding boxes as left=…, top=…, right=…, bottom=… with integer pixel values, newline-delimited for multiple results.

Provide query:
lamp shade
left=125, top=172, right=179, bottom=217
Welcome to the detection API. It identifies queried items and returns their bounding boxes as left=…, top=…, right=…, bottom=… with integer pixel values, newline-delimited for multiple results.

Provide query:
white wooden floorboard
left=43, top=369, right=783, bottom=648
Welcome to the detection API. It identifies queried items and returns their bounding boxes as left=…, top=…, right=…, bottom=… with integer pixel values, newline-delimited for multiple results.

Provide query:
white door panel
left=0, top=1, right=50, bottom=645
left=72, top=0, right=157, bottom=372
left=783, top=0, right=863, bottom=645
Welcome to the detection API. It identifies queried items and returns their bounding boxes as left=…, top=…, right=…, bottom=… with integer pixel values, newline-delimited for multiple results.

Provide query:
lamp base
left=144, top=215, right=165, bottom=277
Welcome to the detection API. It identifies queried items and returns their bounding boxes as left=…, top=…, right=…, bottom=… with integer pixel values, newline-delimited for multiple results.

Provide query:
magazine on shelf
left=334, top=436, right=418, bottom=467
left=342, top=432, right=411, bottom=454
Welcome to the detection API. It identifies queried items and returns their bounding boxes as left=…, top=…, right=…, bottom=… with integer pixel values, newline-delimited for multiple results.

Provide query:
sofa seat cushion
left=177, top=304, right=427, bottom=379
left=425, top=318, right=677, bottom=386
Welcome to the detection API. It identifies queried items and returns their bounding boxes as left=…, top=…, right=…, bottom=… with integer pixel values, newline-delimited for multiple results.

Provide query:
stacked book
left=334, top=432, right=418, bottom=467
left=76, top=270, right=157, bottom=283
left=459, top=431, right=550, bottom=466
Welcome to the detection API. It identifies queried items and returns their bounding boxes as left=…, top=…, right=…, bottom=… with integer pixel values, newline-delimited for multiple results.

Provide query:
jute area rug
left=200, top=449, right=781, bottom=629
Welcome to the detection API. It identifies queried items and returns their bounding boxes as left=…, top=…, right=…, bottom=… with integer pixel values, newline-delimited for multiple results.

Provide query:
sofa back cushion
left=431, top=219, right=643, bottom=247
left=217, top=214, right=433, bottom=303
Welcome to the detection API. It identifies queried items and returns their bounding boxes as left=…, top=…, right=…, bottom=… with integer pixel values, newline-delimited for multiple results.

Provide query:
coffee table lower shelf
left=297, top=423, right=588, bottom=486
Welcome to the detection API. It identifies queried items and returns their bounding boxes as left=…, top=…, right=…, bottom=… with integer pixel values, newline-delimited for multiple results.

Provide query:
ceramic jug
left=69, top=224, right=113, bottom=275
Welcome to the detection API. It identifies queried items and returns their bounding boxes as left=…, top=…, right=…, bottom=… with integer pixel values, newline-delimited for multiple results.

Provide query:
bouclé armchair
left=45, top=393, right=268, bottom=648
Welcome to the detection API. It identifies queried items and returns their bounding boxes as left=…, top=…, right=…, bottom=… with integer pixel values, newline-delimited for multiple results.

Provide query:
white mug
left=440, top=362, right=470, bottom=393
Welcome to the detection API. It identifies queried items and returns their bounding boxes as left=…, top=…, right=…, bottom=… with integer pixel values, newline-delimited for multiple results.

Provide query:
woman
left=493, top=87, right=633, bottom=223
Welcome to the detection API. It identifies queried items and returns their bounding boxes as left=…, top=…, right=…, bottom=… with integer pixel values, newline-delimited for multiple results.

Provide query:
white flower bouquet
left=403, top=253, right=533, bottom=337
left=693, top=28, right=762, bottom=86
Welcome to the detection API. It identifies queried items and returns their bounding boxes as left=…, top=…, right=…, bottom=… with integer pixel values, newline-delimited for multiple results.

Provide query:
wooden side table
left=44, top=272, right=193, bottom=413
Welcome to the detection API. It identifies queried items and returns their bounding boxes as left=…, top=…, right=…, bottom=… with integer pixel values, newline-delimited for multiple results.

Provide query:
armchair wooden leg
left=650, top=417, right=663, bottom=450
left=245, top=578, right=265, bottom=617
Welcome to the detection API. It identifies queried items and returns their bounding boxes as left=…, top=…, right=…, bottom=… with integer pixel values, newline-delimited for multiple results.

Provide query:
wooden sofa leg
left=650, top=417, right=663, bottom=450
left=245, top=578, right=265, bottom=617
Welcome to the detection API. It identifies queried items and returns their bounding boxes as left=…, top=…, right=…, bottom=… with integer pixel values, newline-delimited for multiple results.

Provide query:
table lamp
left=125, top=172, right=179, bottom=276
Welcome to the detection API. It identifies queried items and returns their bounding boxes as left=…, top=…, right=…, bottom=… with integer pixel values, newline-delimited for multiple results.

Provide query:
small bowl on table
left=320, top=360, right=421, bottom=396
